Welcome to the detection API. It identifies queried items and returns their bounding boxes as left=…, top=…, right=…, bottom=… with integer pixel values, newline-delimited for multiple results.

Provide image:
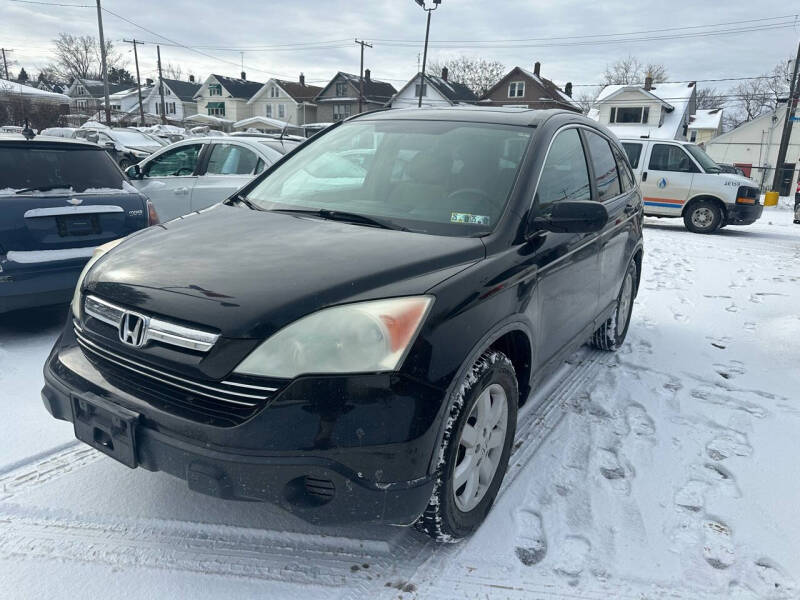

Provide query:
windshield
left=0, top=147, right=126, bottom=193
left=684, top=144, right=720, bottom=173
left=245, top=120, right=532, bottom=236
left=108, top=130, right=162, bottom=148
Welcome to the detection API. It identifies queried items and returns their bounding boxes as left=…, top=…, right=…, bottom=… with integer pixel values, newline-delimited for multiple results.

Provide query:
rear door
left=640, top=142, right=698, bottom=215
left=132, top=142, right=205, bottom=221
left=189, top=142, right=273, bottom=211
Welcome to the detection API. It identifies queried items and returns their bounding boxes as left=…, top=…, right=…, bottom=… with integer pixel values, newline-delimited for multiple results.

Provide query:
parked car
left=42, top=107, right=643, bottom=541
left=0, top=134, right=157, bottom=314
left=619, top=138, right=762, bottom=233
left=39, top=127, right=78, bottom=139
left=715, top=163, right=747, bottom=177
left=124, top=136, right=299, bottom=221
left=74, top=127, right=163, bottom=169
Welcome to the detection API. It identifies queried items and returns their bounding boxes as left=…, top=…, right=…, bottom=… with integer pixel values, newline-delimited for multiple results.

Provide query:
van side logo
left=657, top=178, right=668, bottom=189
left=119, top=312, right=147, bottom=347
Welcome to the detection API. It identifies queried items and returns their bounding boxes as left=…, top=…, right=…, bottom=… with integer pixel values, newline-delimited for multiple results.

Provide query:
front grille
left=74, top=321, right=282, bottom=426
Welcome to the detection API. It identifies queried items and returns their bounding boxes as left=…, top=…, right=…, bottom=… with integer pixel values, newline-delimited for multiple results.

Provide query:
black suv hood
left=87, top=204, right=484, bottom=338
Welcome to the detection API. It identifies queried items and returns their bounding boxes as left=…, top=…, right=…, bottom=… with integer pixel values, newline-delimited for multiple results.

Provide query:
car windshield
left=108, top=130, right=161, bottom=147
left=245, top=120, right=532, bottom=236
left=684, top=144, right=720, bottom=173
left=0, top=147, right=126, bottom=193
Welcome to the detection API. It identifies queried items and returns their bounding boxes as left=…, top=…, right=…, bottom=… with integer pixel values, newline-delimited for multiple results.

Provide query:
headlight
left=131, top=150, right=149, bottom=158
left=71, top=238, right=124, bottom=318
left=234, top=296, right=433, bottom=378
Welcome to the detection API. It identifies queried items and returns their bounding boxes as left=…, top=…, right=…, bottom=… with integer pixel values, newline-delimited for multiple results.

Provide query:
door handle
left=642, top=172, right=648, bottom=182
left=624, top=204, right=637, bottom=215
left=174, top=187, right=189, bottom=195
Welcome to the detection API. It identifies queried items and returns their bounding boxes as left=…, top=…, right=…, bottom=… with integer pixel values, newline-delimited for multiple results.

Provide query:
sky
left=2, top=0, right=799, bottom=97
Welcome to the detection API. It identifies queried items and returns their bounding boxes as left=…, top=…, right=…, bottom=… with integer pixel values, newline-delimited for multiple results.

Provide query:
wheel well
left=632, top=248, right=643, bottom=296
left=489, top=330, right=532, bottom=406
left=682, top=195, right=727, bottom=219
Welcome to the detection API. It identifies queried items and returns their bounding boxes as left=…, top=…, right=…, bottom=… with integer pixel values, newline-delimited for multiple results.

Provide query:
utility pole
left=414, top=0, right=442, bottom=108
left=95, top=0, right=112, bottom=126
left=355, top=39, right=372, bottom=114
left=771, top=40, right=800, bottom=195
left=1, top=48, right=9, bottom=80
left=124, top=39, right=146, bottom=126
left=156, top=45, right=167, bottom=124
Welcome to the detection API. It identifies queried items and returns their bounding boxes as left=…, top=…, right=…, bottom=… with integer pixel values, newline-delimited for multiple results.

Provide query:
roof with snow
left=689, top=108, right=723, bottom=130
left=0, top=78, right=70, bottom=103
left=208, top=74, right=264, bottom=100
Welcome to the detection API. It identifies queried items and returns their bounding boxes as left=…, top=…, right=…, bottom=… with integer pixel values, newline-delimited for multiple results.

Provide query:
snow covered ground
left=1, top=205, right=798, bottom=599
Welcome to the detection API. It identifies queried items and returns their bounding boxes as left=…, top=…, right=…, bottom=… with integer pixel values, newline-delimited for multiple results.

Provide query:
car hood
left=86, top=204, right=484, bottom=338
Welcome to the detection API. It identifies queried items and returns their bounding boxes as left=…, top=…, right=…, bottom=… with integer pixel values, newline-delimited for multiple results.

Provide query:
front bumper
left=41, top=337, right=441, bottom=526
left=726, top=202, right=764, bottom=226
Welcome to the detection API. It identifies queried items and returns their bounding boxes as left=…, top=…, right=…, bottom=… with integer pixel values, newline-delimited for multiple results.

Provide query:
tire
left=415, top=350, right=518, bottom=542
left=591, top=260, right=637, bottom=351
left=683, top=199, right=723, bottom=234
left=119, top=158, right=131, bottom=170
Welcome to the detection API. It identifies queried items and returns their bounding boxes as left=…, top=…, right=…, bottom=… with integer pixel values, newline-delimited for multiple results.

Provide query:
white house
left=193, top=74, right=263, bottom=123
left=704, top=102, right=800, bottom=195
left=589, top=78, right=697, bottom=141
left=688, top=108, right=724, bottom=145
left=248, top=74, right=322, bottom=126
left=107, top=87, right=143, bottom=115
left=140, top=78, right=201, bottom=122
left=390, top=68, right=477, bottom=109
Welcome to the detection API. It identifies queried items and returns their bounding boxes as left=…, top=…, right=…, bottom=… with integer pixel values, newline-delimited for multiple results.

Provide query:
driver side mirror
left=125, top=164, right=143, bottom=180
left=530, top=201, right=609, bottom=235
left=103, top=141, right=116, bottom=150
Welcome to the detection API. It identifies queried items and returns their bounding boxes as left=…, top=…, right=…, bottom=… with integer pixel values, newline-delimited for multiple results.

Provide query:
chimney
left=299, top=72, right=305, bottom=86
left=565, top=82, right=572, bottom=97
left=146, top=78, right=154, bottom=86
left=644, top=74, right=653, bottom=91
left=441, top=66, right=448, bottom=81
left=364, top=69, right=371, bottom=82
left=189, top=75, right=195, bottom=83
left=241, top=71, right=247, bottom=80
left=534, top=61, right=541, bottom=77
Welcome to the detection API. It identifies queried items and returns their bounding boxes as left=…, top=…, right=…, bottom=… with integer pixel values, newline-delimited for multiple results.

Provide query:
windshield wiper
left=270, top=208, right=408, bottom=231
left=227, top=193, right=263, bottom=211
left=15, top=183, right=75, bottom=194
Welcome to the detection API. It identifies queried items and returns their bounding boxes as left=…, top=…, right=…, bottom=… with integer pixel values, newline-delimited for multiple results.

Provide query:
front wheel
left=684, top=200, right=723, bottom=233
left=416, top=350, right=518, bottom=542
left=591, top=260, right=637, bottom=351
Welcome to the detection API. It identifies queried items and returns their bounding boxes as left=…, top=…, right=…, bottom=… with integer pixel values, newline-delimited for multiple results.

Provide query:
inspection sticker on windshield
left=451, top=212, right=490, bottom=225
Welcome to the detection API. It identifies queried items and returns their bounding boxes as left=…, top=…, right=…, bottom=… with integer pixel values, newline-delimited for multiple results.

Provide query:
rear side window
left=205, top=144, right=259, bottom=175
left=648, top=144, right=699, bottom=173
left=535, top=128, right=591, bottom=213
left=584, top=131, right=621, bottom=201
left=144, top=144, right=202, bottom=177
left=0, top=147, right=124, bottom=193
left=611, top=144, right=636, bottom=192
left=621, top=143, right=643, bottom=169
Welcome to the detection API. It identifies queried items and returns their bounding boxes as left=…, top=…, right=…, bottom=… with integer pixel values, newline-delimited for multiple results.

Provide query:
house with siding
left=314, top=71, right=396, bottom=121
left=479, top=62, right=580, bottom=112
left=193, top=73, right=263, bottom=122
left=65, top=78, right=128, bottom=116
left=248, top=74, right=323, bottom=125
left=687, top=108, right=723, bottom=145
left=390, top=68, right=477, bottom=109
left=140, top=77, right=201, bottom=121
left=588, top=78, right=697, bottom=141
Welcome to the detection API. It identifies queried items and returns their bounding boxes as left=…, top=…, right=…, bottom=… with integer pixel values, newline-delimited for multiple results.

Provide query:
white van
left=619, top=138, right=762, bottom=233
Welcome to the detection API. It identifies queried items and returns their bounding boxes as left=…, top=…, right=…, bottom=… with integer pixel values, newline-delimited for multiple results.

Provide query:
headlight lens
left=71, top=238, right=124, bottom=318
left=234, top=296, right=433, bottom=378
left=131, top=150, right=149, bottom=158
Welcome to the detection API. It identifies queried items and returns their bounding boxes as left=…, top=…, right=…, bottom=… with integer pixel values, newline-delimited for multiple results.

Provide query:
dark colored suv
left=42, top=108, right=643, bottom=540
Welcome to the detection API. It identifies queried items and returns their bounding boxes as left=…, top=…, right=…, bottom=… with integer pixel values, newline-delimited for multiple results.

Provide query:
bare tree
left=50, top=33, right=123, bottom=82
left=724, top=60, right=792, bottom=128
left=602, top=55, right=668, bottom=85
left=695, top=87, right=726, bottom=110
left=163, top=63, right=183, bottom=80
left=574, top=88, right=601, bottom=114
left=426, top=55, right=505, bottom=97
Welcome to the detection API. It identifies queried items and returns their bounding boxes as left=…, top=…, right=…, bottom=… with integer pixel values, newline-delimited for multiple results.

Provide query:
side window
left=534, top=128, right=591, bottom=215
left=584, top=131, right=621, bottom=201
left=205, top=144, right=259, bottom=176
left=144, top=144, right=202, bottom=177
left=621, top=143, right=643, bottom=169
left=611, top=144, right=636, bottom=192
left=649, top=144, right=699, bottom=173
left=254, top=158, right=267, bottom=175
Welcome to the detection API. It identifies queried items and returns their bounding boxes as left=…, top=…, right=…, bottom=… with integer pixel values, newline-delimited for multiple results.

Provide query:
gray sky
left=4, top=0, right=799, bottom=95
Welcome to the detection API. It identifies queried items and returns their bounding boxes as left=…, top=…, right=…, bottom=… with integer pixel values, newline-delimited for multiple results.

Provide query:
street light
left=415, top=0, right=442, bottom=108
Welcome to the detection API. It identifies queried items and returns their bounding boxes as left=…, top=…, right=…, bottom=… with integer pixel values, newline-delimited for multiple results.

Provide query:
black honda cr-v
left=42, top=107, right=643, bottom=541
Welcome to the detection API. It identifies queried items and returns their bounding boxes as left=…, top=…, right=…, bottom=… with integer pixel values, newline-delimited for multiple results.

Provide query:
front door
left=189, top=143, right=265, bottom=211
left=527, top=127, right=601, bottom=368
left=640, top=142, right=698, bottom=215
left=132, top=142, right=205, bottom=222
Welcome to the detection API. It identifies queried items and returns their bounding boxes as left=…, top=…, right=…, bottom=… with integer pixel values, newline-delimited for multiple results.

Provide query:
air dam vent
left=304, top=476, right=336, bottom=501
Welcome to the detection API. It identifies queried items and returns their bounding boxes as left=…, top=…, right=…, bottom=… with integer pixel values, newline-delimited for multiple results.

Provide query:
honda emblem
left=119, top=312, right=148, bottom=347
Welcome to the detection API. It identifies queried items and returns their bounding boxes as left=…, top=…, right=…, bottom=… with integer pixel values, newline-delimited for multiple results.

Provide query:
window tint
left=0, top=147, right=124, bottom=192
left=205, top=144, right=259, bottom=175
left=611, top=144, right=636, bottom=192
left=621, top=143, right=643, bottom=169
left=144, top=144, right=202, bottom=177
left=584, top=131, right=621, bottom=201
left=648, top=144, right=698, bottom=173
left=535, top=128, right=591, bottom=214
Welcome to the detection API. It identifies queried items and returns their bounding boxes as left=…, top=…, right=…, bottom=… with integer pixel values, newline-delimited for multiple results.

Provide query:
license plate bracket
left=71, top=392, right=139, bottom=468
left=57, top=214, right=100, bottom=237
